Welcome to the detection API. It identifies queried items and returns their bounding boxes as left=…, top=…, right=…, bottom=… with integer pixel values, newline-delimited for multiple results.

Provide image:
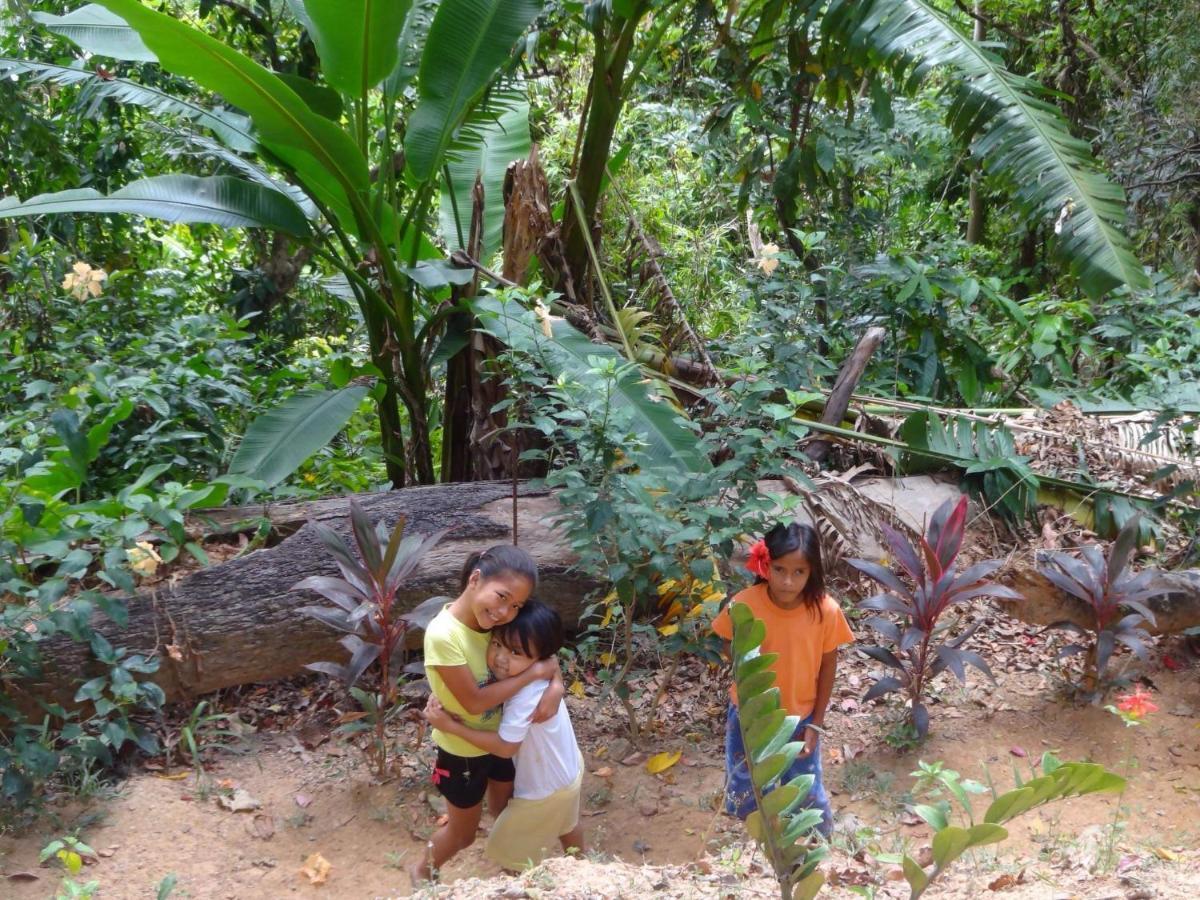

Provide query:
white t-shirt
left=498, top=680, right=581, bottom=801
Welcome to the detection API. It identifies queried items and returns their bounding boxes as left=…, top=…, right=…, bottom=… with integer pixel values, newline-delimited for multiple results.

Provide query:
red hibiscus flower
left=746, top=540, right=771, bottom=580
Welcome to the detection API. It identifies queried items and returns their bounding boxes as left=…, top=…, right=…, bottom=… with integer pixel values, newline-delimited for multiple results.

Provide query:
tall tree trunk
left=559, top=3, right=650, bottom=297
left=966, top=2, right=987, bottom=244
left=364, top=307, right=408, bottom=488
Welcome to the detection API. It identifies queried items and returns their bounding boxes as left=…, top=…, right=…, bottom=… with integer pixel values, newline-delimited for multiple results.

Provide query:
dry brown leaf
left=592, top=766, right=614, bottom=778
left=299, top=852, right=331, bottom=886
left=217, top=788, right=262, bottom=813
left=988, top=869, right=1026, bottom=890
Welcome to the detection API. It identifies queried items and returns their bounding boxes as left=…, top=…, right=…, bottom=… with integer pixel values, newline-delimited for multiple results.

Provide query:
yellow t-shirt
left=712, top=584, right=855, bottom=718
left=424, top=605, right=501, bottom=757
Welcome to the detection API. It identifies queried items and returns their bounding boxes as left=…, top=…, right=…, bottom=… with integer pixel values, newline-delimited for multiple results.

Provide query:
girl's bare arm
left=432, top=657, right=556, bottom=715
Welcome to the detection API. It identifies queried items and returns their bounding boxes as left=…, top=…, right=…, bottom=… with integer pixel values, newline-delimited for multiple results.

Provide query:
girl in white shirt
left=424, top=600, right=584, bottom=871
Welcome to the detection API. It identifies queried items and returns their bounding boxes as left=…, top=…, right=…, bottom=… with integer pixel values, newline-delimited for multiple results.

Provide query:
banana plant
left=728, top=602, right=827, bottom=900
left=1, top=0, right=545, bottom=488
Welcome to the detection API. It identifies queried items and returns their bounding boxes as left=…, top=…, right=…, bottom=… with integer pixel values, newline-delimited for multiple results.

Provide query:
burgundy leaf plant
left=849, top=495, right=1022, bottom=739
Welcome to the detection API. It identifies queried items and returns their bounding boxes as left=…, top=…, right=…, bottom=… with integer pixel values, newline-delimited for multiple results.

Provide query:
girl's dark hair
left=459, top=544, right=539, bottom=591
left=495, top=599, right=564, bottom=660
left=757, top=522, right=825, bottom=614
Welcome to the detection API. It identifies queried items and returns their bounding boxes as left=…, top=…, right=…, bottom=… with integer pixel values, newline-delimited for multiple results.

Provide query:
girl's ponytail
left=459, top=545, right=539, bottom=590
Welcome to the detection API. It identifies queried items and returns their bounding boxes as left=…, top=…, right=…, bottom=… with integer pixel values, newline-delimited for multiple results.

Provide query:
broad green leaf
left=471, top=293, right=708, bottom=472
left=762, top=783, right=803, bottom=819
left=983, top=785, right=1036, bottom=824
left=964, top=822, right=1007, bottom=850
left=931, top=825, right=971, bottom=870
left=0, top=58, right=257, bottom=153
left=901, top=855, right=929, bottom=893
left=229, top=386, right=369, bottom=487
left=94, top=0, right=368, bottom=228
left=751, top=749, right=793, bottom=790
left=912, top=802, right=949, bottom=830
left=303, top=0, right=412, bottom=96
left=275, top=72, right=344, bottom=120
left=736, top=668, right=777, bottom=702
left=792, top=869, right=824, bottom=900
left=743, top=707, right=787, bottom=752
left=733, top=651, right=776, bottom=681
left=0, top=176, right=310, bottom=236
left=405, top=0, right=543, bottom=181
left=34, top=4, right=155, bottom=61
left=828, top=0, right=1146, bottom=297
left=439, top=92, right=531, bottom=259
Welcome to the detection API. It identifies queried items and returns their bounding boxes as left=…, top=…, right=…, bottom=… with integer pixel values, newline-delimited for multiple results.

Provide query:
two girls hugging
left=416, top=522, right=853, bottom=883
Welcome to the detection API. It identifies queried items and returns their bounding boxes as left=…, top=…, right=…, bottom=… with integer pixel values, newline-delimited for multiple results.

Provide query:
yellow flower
left=126, top=541, right=162, bottom=577
left=62, top=261, right=108, bottom=300
left=755, top=243, right=780, bottom=275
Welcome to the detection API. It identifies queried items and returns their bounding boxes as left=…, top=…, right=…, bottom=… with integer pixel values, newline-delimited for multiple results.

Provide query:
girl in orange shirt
left=712, top=522, right=854, bottom=836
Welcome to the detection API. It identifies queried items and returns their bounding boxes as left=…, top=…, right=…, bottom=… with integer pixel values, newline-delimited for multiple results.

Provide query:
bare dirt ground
left=2, top=612, right=1198, bottom=899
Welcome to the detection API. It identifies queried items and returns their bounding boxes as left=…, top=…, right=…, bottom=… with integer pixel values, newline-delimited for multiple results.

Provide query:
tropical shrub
left=1037, top=515, right=1163, bottom=693
left=294, top=501, right=448, bottom=775
left=482, top=290, right=819, bottom=741
left=728, top=602, right=827, bottom=900
left=897, top=754, right=1126, bottom=899
left=848, top=495, right=1022, bottom=738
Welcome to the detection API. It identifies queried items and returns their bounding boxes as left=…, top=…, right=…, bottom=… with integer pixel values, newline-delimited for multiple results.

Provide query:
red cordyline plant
left=293, top=502, right=448, bottom=775
left=1037, top=514, right=1161, bottom=693
left=849, top=495, right=1022, bottom=738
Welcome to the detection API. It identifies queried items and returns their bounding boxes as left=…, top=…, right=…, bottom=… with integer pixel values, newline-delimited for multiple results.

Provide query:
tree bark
left=804, top=327, right=887, bottom=464
left=26, top=480, right=1200, bottom=706
left=966, top=3, right=986, bottom=243
left=30, top=482, right=599, bottom=704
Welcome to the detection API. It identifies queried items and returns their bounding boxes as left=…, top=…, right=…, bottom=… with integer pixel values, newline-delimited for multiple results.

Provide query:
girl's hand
left=799, top=724, right=819, bottom=758
left=529, top=657, right=565, bottom=723
left=531, top=676, right=565, bottom=723
left=423, top=696, right=452, bottom=730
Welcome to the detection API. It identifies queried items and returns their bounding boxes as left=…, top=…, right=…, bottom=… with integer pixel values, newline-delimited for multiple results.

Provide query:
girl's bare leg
left=559, top=825, right=584, bottom=855
left=486, top=777, right=514, bottom=818
left=409, top=801, right=483, bottom=885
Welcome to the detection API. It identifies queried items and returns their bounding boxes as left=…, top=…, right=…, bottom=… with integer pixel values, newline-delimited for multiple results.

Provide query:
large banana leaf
left=87, top=0, right=368, bottom=233
left=826, top=0, right=1146, bottom=298
left=438, top=93, right=531, bottom=260
left=404, top=0, right=543, bottom=182
left=302, top=0, right=412, bottom=97
left=471, top=294, right=708, bottom=473
left=0, top=58, right=257, bottom=153
left=0, top=175, right=311, bottom=237
left=171, top=131, right=318, bottom=220
left=229, top=386, right=370, bottom=487
left=33, top=4, right=155, bottom=61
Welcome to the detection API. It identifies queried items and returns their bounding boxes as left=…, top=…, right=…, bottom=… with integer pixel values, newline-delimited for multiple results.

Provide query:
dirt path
left=2, top=627, right=1198, bottom=898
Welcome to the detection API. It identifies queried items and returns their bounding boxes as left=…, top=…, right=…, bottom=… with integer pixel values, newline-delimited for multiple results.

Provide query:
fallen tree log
left=26, top=478, right=1200, bottom=706
left=32, top=482, right=602, bottom=704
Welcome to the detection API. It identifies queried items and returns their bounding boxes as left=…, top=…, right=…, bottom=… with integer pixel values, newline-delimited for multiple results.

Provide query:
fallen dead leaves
left=300, top=852, right=331, bottom=885
left=645, top=750, right=682, bottom=775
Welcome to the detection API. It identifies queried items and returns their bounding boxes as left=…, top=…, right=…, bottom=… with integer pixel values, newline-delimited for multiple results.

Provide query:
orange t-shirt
left=712, top=583, right=855, bottom=718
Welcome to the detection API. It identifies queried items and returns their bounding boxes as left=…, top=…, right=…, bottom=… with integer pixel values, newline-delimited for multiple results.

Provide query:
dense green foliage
left=2, top=0, right=1197, bottom=812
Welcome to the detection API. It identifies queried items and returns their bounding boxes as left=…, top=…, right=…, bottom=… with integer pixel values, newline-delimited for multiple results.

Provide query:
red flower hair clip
left=431, top=766, right=451, bottom=786
left=745, top=539, right=771, bottom=580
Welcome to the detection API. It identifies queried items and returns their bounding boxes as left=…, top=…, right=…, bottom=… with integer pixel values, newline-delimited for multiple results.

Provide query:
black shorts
left=432, top=747, right=515, bottom=809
